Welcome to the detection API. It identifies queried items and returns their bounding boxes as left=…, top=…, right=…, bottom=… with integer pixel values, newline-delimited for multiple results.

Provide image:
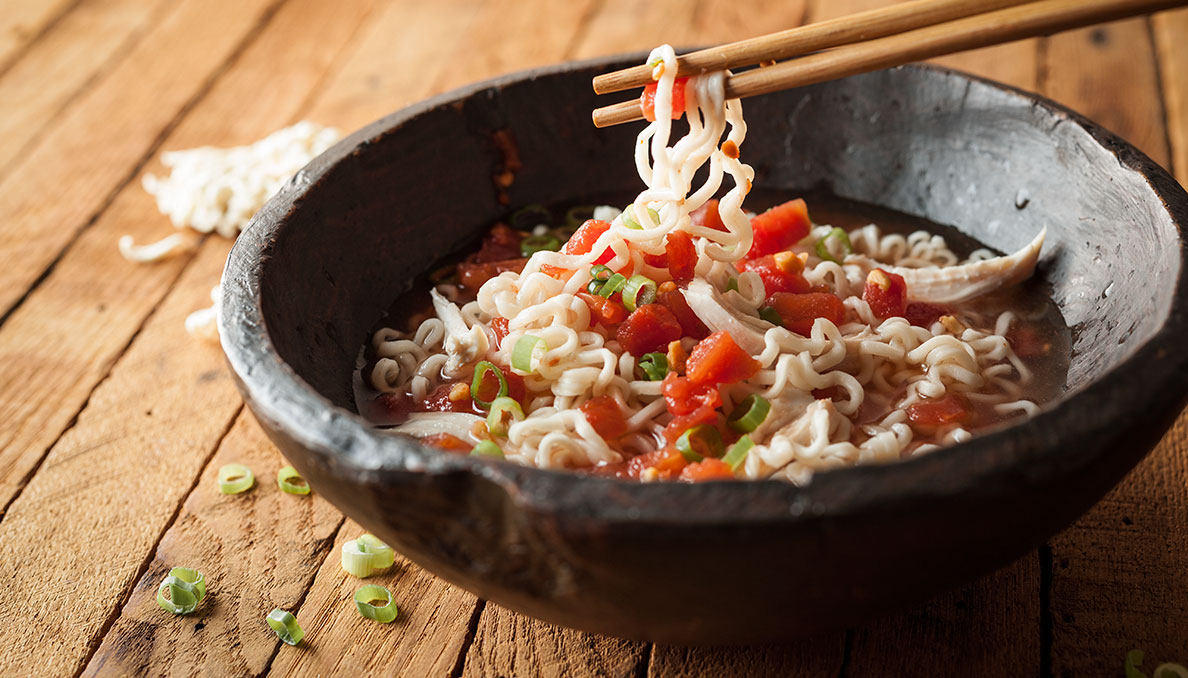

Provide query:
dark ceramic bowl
left=220, top=55, right=1188, bottom=643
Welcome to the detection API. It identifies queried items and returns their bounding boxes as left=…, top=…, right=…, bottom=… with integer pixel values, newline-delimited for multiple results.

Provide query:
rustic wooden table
left=0, top=0, right=1185, bottom=675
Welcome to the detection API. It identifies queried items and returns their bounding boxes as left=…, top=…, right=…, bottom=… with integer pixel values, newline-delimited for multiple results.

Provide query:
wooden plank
left=1040, top=18, right=1188, bottom=674
left=82, top=412, right=345, bottom=677
left=0, top=0, right=282, bottom=321
left=1153, top=8, right=1188, bottom=182
left=649, top=639, right=845, bottom=678
left=0, top=0, right=173, bottom=179
left=266, top=521, right=481, bottom=678
left=0, top=0, right=373, bottom=515
left=844, top=558, right=1041, bottom=675
left=462, top=605, right=646, bottom=678
left=0, top=0, right=77, bottom=74
left=0, top=239, right=242, bottom=677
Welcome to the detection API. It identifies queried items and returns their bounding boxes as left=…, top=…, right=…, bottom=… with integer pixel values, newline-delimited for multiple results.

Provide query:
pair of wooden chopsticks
left=591, top=0, right=1188, bottom=128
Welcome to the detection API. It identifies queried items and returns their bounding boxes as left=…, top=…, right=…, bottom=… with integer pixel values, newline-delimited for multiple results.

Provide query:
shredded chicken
left=431, top=288, right=489, bottom=377
left=392, top=412, right=483, bottom=442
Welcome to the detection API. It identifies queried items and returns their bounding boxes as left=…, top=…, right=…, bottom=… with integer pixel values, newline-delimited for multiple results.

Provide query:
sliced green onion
left=586, top=279, right=604, bottom=294
left=521, top=233, right=561, bottom=257
left=511, top=334, right=543, bottom=373
left=622, top=204, right=661, bottom=230
left=725, top=277, right=739, bottom=292
left=156, top=567, right=206, bottom=615
left=637, top=353, right=669, bottom=381
left=1155, top=664, right=1188, bottom=678
left=758, top=306, right=784, bottom=327
left=1126, top=650, right=1146, bottom=678
left=277, top=466, right=311, bottom=495
left=814, top=227, right=853, bottom=264
left=621, top=275, right=657, bottom=312
left=566, top=205, right=596, bottom=227
left=510, top=203, right=550, bottom=230
left=589, top=264, right=613, bottom=281
left=470, top=361, right=507, bottom=410
left=471, top=440, right=505, bottom=458
left=218, top=463, right=254, bottom=494
left=722, top=435, right=753, bottom=471
left=354, top=585, right=399, bottom=623
left=341, top=534, right=395, bottom=578
left=727, top=394, right=771, bottom=433
left=675, top=425, right=724, bottom=462
left=266, top=609, right=304, bottom=646
left=597, top=272, right=628, bottom=298
left=487, top=396, right=525, bottom=437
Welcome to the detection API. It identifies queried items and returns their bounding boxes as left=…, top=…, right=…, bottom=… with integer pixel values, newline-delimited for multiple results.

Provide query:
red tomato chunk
left=690, top=199, right=728, bottom=232
left=904, top=302, right=949, bottom=328
left=473, top=365, right=527, bottom=408
left=863, top=268, right=908, bottom=318
left=473, top=224, right=524, bottom=263
left=746, top=198, right=811, bottom=260
left=642, top=230, right=697, bottom=285
left=490, top=317, right=509, bottom=347
left=578, top=291, right=628, bottom=327
left=458, top=258, right=527, bottom=290
left=641, top=77, right=688, bottom=121
left=679, top=458, right=735, bottom=482
left=419, top=433, right=471, bottom=453
left=740, top=252, right=810, bottom=299
left=768, top=292, right=845, bottom=336
left=685, top=331, right=760, bottom=386
left=580, top=395, right=629, bottom=440
left=906, top=393, right=970, bottom=428
left=617, top=303, right=683, bottom=356
left=657, top=289, right=708, bottom=339
left=541, top=219, right=615, bottom=277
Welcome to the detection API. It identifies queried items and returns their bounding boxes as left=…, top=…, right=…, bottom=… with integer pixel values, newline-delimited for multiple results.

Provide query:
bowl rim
left=220, top=53, right=1188, bottom=526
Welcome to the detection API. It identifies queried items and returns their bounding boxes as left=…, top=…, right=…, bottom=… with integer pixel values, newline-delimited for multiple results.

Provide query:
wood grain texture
left=82, top=412, right=344, bottom=677
left=0, top=239, right=242, bottom=677
left=0, top=0, right=281, bottom=321
left=0, top=0, right=77, bottom=73
left=1154, top=7, right=1188, bottom=181
left=1039, top=18, right=1188, bottom=674
left=649, top=638, right=845, bottom=678
left=845, top=558, right=1041, bottom=675
left=0, top=0, right=172, bottom=179
left=266, top=521, right=480, bottom=678
left=0, top=0, right=374, bottom=515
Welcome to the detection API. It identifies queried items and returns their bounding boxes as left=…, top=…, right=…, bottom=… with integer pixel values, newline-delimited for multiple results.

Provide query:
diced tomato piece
left=663, top=404, right=719, bottom=444
left=746, top=198, right=811, bottom=260
left=656, top=289, right=708, bottom=339
left=864, top=268, right=908, bottom=318
left=474, top=224, right=525, bottom=263
left=661, top=373, right=722, bottom=416
left=419, top=433, right=472, bottom=453
left=684, top=331, right=760, bottom=386
left=421, top=382, right=474, bottom=413
left=473, top=365, right=527, bottom=407
left=541, top=219, right=615, bottom=277
left=578, top=291, right=628, bottom=326
left=739, top=252, right=810, bottom=299
left=690, top=199, right=728, bottom=232
left=458, top=258, right=528, bottom=290
left=641, top=231, right=697, bottom=285
left=769, top=291, right=846, bottom=336
left=580, top=395, right=629, bottom=440
left=627, top=447, right=689, bottom=479
left=490, top=317, right=509, bottom=348
left=641, top=77, right=688, bottom=121
left=617, top=303, right=683, bottom=356
left=906, top=393, right=970, bottom=428
left=904, top=302, right=949, bottom=328
left=679, top=458, right=735, bottom=482
left=1007, top=324, right=1052, bottom=359
left=373, top=392, right=414, bottom=424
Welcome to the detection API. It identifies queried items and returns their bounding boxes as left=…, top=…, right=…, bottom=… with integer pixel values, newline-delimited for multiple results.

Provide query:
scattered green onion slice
left=218, top=463, right=254, bottom=494
left=758, top=306, right=784, bottom=327
left=597, top=273, right=628, bottom=298
left=675, top=425, right=724, bottom=462
left=722, top=435, right=754, bottom=471
left=1155, top=663, right=1188, bottom=678
left=566, top=205, right=596, bottom=227
left=622, top=204, right=660, bottom=230
left=589, top=264, right=614, bottom=281
left=586, top=279, right=604, bottom=294
left=725, top=277, right=739, bottom=292
left=637, top=353, right=669, bottom=381
left=511, top=334, right=544, bottom=373
left=814, top=227, right=853, bottom=264
left=1126, top=650, right=1147, bottom=678
left=266, top=609, right=304, bottom=646
left=520, top=233, right=561, bottom=257
left=486, top=396, right=525, bottom=437
left=277, top=466, right=311, bottom=495
left=470, top=361, right=507, bottom=410
left=341, top=534, right=395, bottom=578
left=354, top=585, right=399, bottom=623
left=727, top=394, right=771, bottom=433
left=510, top=203, right=550, bottom=230
left=156, top=567, right=206, bottom=615
left=621, top=275, right=657, bottom=312
left=471, top=440, right=505, bottom=458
